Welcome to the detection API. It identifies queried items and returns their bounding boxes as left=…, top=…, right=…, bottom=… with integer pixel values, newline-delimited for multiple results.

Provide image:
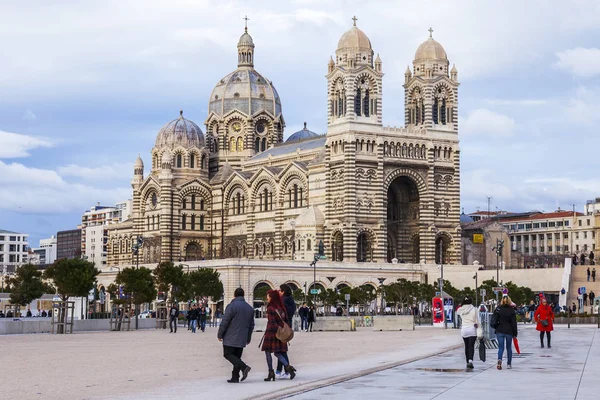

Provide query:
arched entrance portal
left=387, top=176, right=420, bottom=263
left=253, top=282, right=273, bottom=312
left=185, top=242, right=203, bottom=261
left=356, top=232, right=373, bottom=262
left=435, top=234, right=451, bottom=264
left=332, top=232, right=344, bottom=262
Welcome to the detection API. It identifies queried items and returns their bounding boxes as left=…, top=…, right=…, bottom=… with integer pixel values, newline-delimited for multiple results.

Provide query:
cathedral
left=107, top=20, right=461, bottom=277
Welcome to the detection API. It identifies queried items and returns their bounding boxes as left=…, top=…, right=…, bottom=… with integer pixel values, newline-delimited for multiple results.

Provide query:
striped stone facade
left=107, top=23, right=461, bottom=276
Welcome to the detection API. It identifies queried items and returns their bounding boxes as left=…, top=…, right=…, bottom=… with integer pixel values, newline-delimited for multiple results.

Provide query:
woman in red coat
left=534, top=297, right=554, bottom=348
left=261, top=290, right=296, bottom=381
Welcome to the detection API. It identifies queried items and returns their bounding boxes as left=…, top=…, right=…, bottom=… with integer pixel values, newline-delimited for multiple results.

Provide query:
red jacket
left=534, top=304, right=554, bottom=332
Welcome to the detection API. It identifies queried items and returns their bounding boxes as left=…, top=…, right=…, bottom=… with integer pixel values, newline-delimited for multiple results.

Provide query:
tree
left=153, top=262, right=187, bottom=302
left=8, top=264, right=54, bottom=308
left=292, top=288, right=305, bottom=305
left=186, top=268, right=223, bottom=303
left=115, top=267, right=157, bottom=306
left=44, top=258, right=99, bottom=332
left=44, top=259, right=100, bottom=302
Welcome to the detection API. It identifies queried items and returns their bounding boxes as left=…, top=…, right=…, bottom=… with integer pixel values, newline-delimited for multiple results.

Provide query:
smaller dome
left=134, top=154, right=144, bottom=168
left=414, top=37, right=447, bottom=62
left=295, top=205, right=325, bottom=227
left=337, top=26, right=372, bottom=51
left=238, top=31, right=254, bottom=46
left=286, top=122, right=319, bottom=143
left=155, top=111, right=205, bottom=148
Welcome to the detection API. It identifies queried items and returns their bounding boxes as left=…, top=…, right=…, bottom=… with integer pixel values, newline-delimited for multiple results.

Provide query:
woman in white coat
left=456, top=297, right=482, bottom=369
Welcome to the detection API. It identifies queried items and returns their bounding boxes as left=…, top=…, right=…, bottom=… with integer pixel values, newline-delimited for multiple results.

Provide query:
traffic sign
left=480, top=289, right=486, bottom=297
left=345, top=294, right=351, bottom=301
left=310, top=289, right=320, bottom=295
left=492, top=287, right=505, bottom=293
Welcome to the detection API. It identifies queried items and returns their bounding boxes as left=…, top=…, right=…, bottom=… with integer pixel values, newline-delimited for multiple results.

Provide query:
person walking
left=189, top=304, right=198, bottom=333
left=534, top=297, right=554, bottom=348
left=584, top=292, right=589, bottom=306
left=261, top=290, right=296, bottom=381
left=590, top=291, right=596, bottom=310
left=587, top=267, right=591, bottom=282
left=456, top=297, right=482, bottom=369
left=307, top=305, right=316, bottom=332
left=495, top=295, right=518, bottom=370
left=198, top=304, right=208, bottom=332
left=217, top=288, right=254, bottom=383
left=275, top=284, right=296, bottom=378
left=298, top=303, right=309, bottom=332
left=593, top=268, right=597, bottom=282
left=527, top=300, right=535, bottom=323
left=169, top=303, right=179, bottom=333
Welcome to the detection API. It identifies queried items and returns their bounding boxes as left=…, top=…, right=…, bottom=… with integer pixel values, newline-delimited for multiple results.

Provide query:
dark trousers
left=223, top=345, right=247, bottom=380
left=169, top=316, right=177, bottom=332
left=301, top=317, right=308, bottom=330
left=462, top=336, right=476, bottom=362
left=540, top=331, right=551, bottom=346
left=199, top=318, right=206, bottom=331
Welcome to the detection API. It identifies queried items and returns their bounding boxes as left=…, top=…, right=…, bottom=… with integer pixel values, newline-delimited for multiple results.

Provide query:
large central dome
left=208, top=68, right=281, bottom=117
left=208, top=28, right=282, bottom=118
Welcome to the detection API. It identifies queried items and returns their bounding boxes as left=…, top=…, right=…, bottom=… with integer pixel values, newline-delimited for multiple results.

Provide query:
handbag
left=541, top=319, right=549, bottom=327
left=275, top=310, right=294, bottom=343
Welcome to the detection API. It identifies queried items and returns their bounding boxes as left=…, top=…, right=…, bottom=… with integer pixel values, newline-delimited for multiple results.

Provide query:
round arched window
left=151, top=193, right=158, bottom=207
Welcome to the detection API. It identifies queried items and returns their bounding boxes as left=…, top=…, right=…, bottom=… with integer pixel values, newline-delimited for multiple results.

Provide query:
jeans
left=169, top=316, right=178, bottom=333
left=199, top=319, right=206, bottom=332
left=301, top=317, right=308, bottom=330
left=266, top=352, right=288, bottom=370
left=223, top=346, right=247, bottom=380
left=190, top=319, right=197, bottom=333
left=462, top=336, right=476, bottom=362
left=528, top=311, right=534, bottom=322
left=276, top=352, right=290, bottom=373
left=497, top=333, right=513, bottom=365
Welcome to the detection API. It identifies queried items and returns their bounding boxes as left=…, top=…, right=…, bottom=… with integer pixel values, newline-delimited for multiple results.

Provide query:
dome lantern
left=237, top=16, right=255, bottom=68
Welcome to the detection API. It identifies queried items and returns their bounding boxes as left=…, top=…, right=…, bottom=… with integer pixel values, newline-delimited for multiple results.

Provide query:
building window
left=579, top=220, right=582, bottom=227
left=176, top=153, right=182, bottom=168
left=557, top=221, right=563, bottom=227
left=587, top=219, right=591, bottom=226
left=190, top=154, right=195, bottom=168
left=549, top=222, right=555, bottom=227
left=200, top=215, right=205, bottom=231
left=181, top=215, right=186, bottom=230
left=565, top=221, right=570, bottom=226
left=576, top=244, right=580, bottom=251
left=307, top=239, right=312, bottom=251
left=517, top=224, right=524, bottom=230
left=191, top=215, right=196, bottom=231
left=563, top=232, right=569, bottom=239
left=533, top=223, right=540, bottom=229
left=200, top=200, right=205, bottom=211
left=191, top=195, right=196, bottom=210
left=584, top=232, right=588, bottom=239
left=182, top=198, right=187, bottom=209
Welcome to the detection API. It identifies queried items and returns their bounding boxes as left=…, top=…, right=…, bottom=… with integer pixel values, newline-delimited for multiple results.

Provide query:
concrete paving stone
left=290, top=325, right=599, bottom=400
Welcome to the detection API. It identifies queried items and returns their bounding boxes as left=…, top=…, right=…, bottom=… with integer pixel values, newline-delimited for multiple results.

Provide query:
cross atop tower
left=244, top=15, right=250, bottom=32
left=428, top=27, right=433, bottom=38
left=352, top=16, right=358, bottom=26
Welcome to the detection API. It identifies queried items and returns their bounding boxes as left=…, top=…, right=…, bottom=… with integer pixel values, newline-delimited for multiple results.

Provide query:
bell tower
left=326, top=17, right=383, bottom=127
left=404, top=28, right=459, bottom=132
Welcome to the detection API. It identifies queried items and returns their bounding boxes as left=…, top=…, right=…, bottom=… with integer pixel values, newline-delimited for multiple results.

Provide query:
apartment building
left=0, top=230, right=29, bottom=273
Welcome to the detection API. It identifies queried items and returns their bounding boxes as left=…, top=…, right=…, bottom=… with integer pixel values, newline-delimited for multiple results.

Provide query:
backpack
left=490, top=307, right=500, bottom=330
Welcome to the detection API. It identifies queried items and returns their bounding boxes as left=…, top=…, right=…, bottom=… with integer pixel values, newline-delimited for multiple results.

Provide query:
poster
left=432, top=297, right=444, bottom=327
left=473, top=234, right=484, bottom=243
left=444, top=298, right=454, bottom=324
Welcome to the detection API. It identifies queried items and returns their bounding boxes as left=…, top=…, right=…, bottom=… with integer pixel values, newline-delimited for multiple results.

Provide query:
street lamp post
left=377, top=277, right=386, bottom=315
left=310, top=255, right=318, bottom=306
left=474, top=272, right=478, bottom=306
left=439, top=238, right=447, bottom=329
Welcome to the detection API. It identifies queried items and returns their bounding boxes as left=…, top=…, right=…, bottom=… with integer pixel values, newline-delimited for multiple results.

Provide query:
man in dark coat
left=298, top=303, right=309, bottom=332
left=276, top=284, right=296, bottom=378
left=169, top=303, right=179, bottom=333
left=218, top=288, right=254, bottom=383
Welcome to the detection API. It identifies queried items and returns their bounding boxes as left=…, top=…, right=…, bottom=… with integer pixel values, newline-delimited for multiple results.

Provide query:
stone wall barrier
left=373, top=315, right=415, bottom=331
left=313, top=317, right=353, bottom=331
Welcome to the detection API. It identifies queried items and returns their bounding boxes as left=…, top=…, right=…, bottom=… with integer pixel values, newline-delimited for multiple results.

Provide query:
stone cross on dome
left=428, top=27, right=433, bottom=38
left=352, top=15, right=358, bottom=26
left=244, top=15, right=249, bottom=32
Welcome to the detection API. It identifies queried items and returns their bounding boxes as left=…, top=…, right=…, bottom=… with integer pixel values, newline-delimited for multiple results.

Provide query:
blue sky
left=1, top=0, right=600, bottom=247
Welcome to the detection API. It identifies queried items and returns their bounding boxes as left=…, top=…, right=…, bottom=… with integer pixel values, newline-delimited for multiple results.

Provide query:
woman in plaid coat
left=261, top=290, right=296, bottom=381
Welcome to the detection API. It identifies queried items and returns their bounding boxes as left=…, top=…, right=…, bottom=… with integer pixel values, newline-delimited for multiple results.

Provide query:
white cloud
left=555, top=47, right=600, bottom=78
left=0, top=160, right=130, bottom=213
left=57, top=163, right=133, bottom=181
left=564, top=85, right=600, bottom=125
left=483, top=99, right=548, bottom=106
left=461, top=109, right=516, bottom=137
left=0, top=130, right=53, bottom=158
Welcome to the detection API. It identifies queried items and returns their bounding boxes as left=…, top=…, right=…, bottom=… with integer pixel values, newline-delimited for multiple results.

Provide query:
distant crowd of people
left=0, top=309, right=52, bottom=318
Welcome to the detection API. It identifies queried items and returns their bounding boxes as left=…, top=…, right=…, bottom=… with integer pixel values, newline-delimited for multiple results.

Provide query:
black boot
left=285, top=365, right=296, bottom=380
left=540, top=339, right=544, bottom=348
left=227, top=371, right=239, bottom=383
left=264, top=369, right=275, bottom=381
left=548, top=336, right=551, bottom=348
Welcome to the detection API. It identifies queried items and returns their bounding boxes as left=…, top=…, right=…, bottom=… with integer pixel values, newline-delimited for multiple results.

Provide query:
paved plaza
left=0, top=324, right=597, bottom=399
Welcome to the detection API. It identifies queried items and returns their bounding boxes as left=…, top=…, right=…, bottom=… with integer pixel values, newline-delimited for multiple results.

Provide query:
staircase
left=568, top=264, right=599, bottom=312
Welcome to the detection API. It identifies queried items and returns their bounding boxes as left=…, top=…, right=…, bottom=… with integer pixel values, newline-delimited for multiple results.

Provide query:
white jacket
left=457, top=304, right=483, bottom=338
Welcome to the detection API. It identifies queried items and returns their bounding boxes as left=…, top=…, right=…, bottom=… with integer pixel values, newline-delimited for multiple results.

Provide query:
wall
left=0, top=317, right=158, bottom=335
